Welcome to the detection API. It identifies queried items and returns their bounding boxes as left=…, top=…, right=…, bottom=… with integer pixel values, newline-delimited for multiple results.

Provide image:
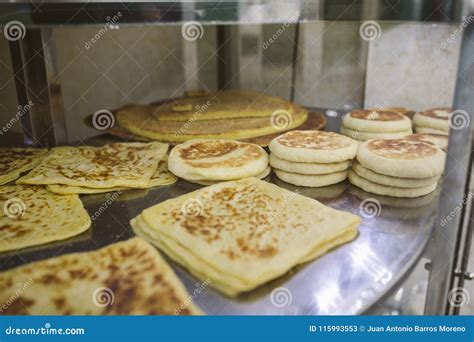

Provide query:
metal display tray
left=0, top=113, right=439, bottom=315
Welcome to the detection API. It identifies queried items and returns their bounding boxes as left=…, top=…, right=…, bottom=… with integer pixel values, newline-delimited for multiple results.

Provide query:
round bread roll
left=412, top=108, right=451, bottom=132
left=343, top=109, right=412, bottom=132
left=405, top=133, right=449, bottom=151
left=340, top=126, right=412, bottom=141
left=348, top=170, right=437, bottom=198
left=168, top=139, right=268, bottom=181
left=273, top=169, right=348, bottom=187
left=415, top=125, right=449, bottom=135
left=357, top=138, right=445, bottom=178
left=269, top=130, right=358, bottom=163
left=352, top=161, right=440, bottom=188
left=186, top=166, right=271, bottom=186
left=269, top=153, right=350, bottom=175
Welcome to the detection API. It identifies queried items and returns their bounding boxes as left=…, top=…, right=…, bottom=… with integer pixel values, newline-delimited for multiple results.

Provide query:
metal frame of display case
left=0, top=0, right=472, bottom=315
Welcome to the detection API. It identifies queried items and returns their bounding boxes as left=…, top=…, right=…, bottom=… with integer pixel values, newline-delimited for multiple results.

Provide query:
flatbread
left=405, top=133, right=449, bottom=151
left=116, top=104, right=308, bottom=143
left=413, top=108, right=450, bottom=132
left=17, top=142, right=168, bottom=188
left=269, top=153, right=349, bottom=175
left=352, top=161, right=440, bottom=188
left=0, top=238, right=202, bottom=315
left=133, top=178, right=360, bottom=296
left=415, top=125, right=449, bottom=135
left=168, top=139, right=268, bottom=181
left=186, top=166, right=271, bottom=186
left=0, top=185, right=91, bottom=252
left=348, top=170, right=437, bottom=198
left=269, top=130, right=358, bottom=163
left=152, top=90, right=294, bottom=121
left=357, top=138, right=445, bottom=178
left=340, top=126, right=412, bottom=141
left=0, top=148, right=49, bottom=185
left=343, top=109, right=412, bottom=132
left=273, top=169, right=348, bottom=187
left=45, top=155, right=177, bottom=195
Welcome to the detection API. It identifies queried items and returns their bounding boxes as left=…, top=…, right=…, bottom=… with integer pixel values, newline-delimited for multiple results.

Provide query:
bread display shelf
left=0, top=112, right=438, bottom=315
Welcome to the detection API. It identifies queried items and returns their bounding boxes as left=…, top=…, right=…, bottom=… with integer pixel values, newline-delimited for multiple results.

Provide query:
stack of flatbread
left=348, top=138, right=445, bottom=197
left=0, top=238, right=201, bottom=315
left=269, top=130, right=358, bottom=187
left=116, top=90, right=308, bottom=143
left=0, top=148, right=49, bottom=185
left=340, top=109, right=413, bottom=141
left=131, top=178, right=361, bottom=296
left=168, top=139, right=270, bottom=185
left=0, top=185, right=91, bottom=252
left=16, top=142, right=175, bottom=194
left=413, top=108, right=451, bottom=134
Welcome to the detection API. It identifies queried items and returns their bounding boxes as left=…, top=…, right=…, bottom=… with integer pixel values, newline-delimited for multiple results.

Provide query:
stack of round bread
left=348, top=138, right=445, bottom=198
left=340, top=109, right=413, bottom=141
left=269, top=130, right=358, bottom=187
left=168, top=139, right=270, bottom=185
left=413, top=108, right=451, bottom=134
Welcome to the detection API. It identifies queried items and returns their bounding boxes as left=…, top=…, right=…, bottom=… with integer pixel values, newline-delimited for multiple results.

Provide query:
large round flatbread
left=343, top=109, right=412, bottom=132
left=352, top=161, right=440, bottom=188
left=269, top=130, right=358, bottom=163
left=270, top=153, right=350, bottom=175
left=412, top=108, right=450, bottom=132
left=168, top=139, right=268, bottom=181
left=405, top=133, right=449, bottom=151
left=357, top=138, right=445, bottom=178
left=273, top=169, right=348, bottom=187
left=415, top=125, right=448, bottom=135
left=340, top=126, right=412, bottom=141
left=348, top=170, right=437, bottom=198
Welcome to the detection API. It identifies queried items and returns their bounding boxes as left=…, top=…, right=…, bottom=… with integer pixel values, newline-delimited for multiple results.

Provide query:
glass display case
left=0, top=0, right=472, bottom=315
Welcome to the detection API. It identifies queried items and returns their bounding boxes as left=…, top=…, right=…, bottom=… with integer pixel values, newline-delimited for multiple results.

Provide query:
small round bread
left=348, top=170, right=437, bottom=198
left=357, top=138, right=445, bottom=178
left=269, top=130, right=357, bottom=163
left=269, top=153, right=350, bottom=175
left=168, top=139, right=268, bottom=181
left=273, top=169, right=348, bottom=187
left=352, top=161, right=440, bottom=188
left=342, top=109, right=412, bottom=132
left=186, top=166, right=271, bottom=186
left=405, top=133, right=449, bottom=151
left=412, top=108, right=451, bottom=132
left=415, top=125, right=448, bottom=135
left=340, top=126, right=412, bottom=141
